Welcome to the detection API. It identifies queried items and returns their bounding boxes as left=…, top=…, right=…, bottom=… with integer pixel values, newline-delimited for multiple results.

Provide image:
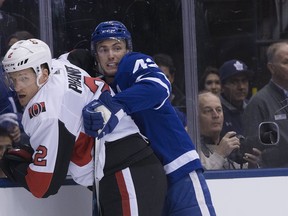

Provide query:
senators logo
left=28, top=102, right=46, bottom=119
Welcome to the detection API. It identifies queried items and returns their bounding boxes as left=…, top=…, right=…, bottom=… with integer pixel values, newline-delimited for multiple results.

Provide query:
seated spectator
left=199, top=66, right=221, bottom=96
left=198, top=91, right=261, bottom=169
left=153, top=53, right=187, bottom=127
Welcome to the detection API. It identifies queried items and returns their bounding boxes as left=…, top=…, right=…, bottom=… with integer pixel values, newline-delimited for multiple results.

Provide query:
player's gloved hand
left=0, top=144, right=34, bottom=181
left=0, top=113, right=19, bottom=130
left=82, top=91, right=126, bottom=138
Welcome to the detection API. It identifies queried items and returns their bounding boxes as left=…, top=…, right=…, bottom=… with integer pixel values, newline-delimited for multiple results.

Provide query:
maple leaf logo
left=233, top=61, right=244, bottom=71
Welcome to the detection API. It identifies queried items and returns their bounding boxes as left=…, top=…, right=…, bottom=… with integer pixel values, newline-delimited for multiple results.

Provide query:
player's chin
left=103, top=70, right=117, bottom=77
left=19, top=97, right=29, bottom=107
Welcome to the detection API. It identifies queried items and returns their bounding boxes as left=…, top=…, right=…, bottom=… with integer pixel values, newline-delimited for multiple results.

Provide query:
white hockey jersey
left=21, top=58, right=139, bottom=198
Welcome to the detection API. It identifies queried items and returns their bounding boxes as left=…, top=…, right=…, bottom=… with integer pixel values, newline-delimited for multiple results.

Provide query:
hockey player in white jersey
left=0, top=39, right=167, bottom=216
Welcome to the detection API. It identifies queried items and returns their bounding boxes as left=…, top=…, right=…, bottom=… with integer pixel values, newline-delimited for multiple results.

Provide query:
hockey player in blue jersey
left=82, top=21, right=216, bottom=215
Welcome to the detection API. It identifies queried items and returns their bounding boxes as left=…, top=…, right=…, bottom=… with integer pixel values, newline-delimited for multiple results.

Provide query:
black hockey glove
left=0, top=144, right=34, bottom=182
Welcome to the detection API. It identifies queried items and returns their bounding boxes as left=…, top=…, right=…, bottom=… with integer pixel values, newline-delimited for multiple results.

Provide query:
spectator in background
left=153, top=53, right=186, bottom=113
left=153, top=53, right=187, bottom=128
left=219, top=59, right=253, bottom=137
left=198, top=91, right=260, bottom=169
left=244, top=41, right=288, bottom=168
left=199, top=66, right=221, bottom=96
left=6, top=30, right=34, bottom=50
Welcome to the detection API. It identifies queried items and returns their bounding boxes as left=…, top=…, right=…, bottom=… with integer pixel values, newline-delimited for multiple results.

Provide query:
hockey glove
left=0, top=144, right=34, bottom=181
left=82, top=91, right=126, bottom=138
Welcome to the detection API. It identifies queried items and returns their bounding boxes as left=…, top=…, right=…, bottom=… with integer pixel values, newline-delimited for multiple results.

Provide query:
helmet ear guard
left=91, top=20, right=133, bottom=55
left=2, top=39, right=52, bottom=75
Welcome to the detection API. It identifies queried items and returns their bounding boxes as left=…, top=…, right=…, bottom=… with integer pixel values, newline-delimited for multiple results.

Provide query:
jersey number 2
left=34, top=145, right=47, bottom=166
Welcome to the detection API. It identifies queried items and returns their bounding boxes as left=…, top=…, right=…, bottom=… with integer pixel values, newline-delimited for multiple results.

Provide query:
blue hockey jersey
left=111, top=52, right=202, bottom=184
left=0, top=68, right=17, bottom=115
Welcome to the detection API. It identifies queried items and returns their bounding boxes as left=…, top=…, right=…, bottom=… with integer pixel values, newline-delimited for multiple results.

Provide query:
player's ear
left=39, top=68, right=49, bottom=84
left=95, top=54, right=100, bottom=63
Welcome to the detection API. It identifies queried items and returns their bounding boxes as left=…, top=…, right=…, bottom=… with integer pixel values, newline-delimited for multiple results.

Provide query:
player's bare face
left=8, top=69, right=39, bottom=107
left=96, top=39, right=128, bottom=77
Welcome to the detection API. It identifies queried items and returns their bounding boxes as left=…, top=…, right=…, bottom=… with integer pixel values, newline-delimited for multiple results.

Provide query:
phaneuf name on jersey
left=65, top=65, right=82, bottom=94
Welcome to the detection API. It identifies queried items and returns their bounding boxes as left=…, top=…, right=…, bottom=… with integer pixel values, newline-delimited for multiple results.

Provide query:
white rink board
left=207, top=175, right=288, bottom=216
left=0, top=173, right=288, bottom=216
left=0, top=184, right=92, bottom=216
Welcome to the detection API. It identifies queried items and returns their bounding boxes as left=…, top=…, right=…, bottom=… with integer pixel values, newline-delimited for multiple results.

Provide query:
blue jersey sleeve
left=0, top=76, right=15, bottom=114
left=0, top=68, right=22, bottom=129
left=112, top=52, right=172, bottom=114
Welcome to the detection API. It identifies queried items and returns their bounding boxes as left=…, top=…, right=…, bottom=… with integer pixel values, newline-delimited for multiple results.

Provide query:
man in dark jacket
left=244, top=41, right=288, bottom=168
left=219, top=59, right=253, bottom=137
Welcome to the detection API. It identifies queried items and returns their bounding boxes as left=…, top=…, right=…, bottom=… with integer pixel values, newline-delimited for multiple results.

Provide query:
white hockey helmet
left=2, top=38, right=52, bottom=75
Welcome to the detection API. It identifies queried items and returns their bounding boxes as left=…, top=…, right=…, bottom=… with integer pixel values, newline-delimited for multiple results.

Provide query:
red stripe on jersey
left=84, top=77, right=110, bottom=93
left=71, top=132, right=94, bottom=166
left=115, top=171, right=131, bottom=216
left=25, top=167, right=53, bottom=198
